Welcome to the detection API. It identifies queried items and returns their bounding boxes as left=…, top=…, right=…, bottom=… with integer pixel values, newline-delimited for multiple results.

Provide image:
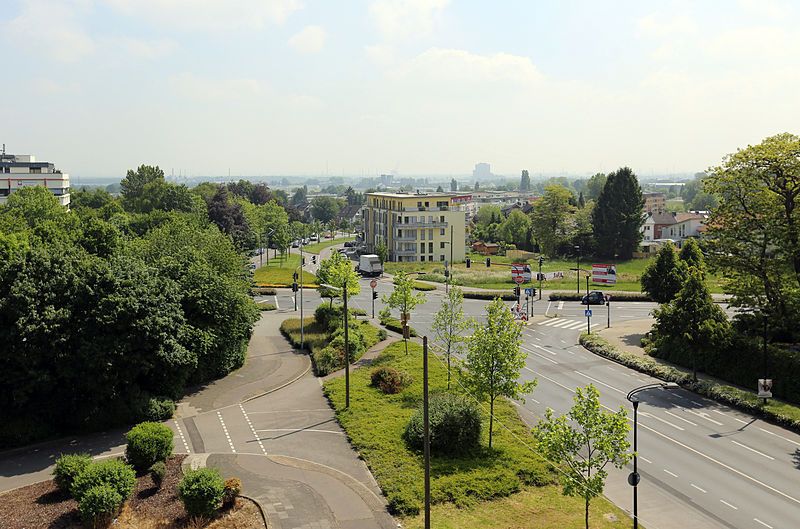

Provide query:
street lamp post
left=300, top=242, right=304, bottom=350
left=320, top=282, right=350, bottom=408
left=626, top=382, right=679, bottom=529
left=575, top=245, right=581, bottom=293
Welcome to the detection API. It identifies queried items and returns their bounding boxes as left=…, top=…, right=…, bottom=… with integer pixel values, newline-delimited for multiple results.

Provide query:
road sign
left=758, top=379, right=773, bottom=398
left=585, top=309, right=592, bottom=317
left=524, top=288, right=532, bottom=296
left=605, top=294, right=612, bottom=302
left=370, top=279, right=377, bottom=288
left=592, top=263, right=617, bottom=285
left=511, top=263, right=532, bottom=282
left=514, top=276, right=524, bottom=284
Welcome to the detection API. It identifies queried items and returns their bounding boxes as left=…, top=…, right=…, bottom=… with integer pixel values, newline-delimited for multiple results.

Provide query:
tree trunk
left=585, top=496, right=589, bottom=529
left=489, top=396, right=494, bottom=448
left=446, top=343, right=451, bottom=390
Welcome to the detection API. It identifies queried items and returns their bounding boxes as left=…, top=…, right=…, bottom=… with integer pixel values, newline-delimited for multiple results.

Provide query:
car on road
left=581, top=290, right=605, bottom=305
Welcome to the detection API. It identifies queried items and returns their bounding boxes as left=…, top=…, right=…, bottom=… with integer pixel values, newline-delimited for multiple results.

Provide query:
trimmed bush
left=223, top=478, right=242, bottom=508
left=141, top=396, right=175, bottom=422
left=378, top=329, right=388, bottom=341
left=78, top=484, right=123, bottom=525
left=252, top=287, right=277, bottom=295
left=463, top=291, right=517, bottom=301
left=149, top=461, right=167, bottom=487
left=53, top=453, right=92, bottom=494
left=382, top=318, right=418, bottom=337
left=259, top=303, right=277, bottom=311
left=370, top=367, right=413, bottom=394
left=549, top=292, right=652, bottom=302
left=403, top=394, right=482, bottom=454
left=178, top=467, right=226, bottom=518
left=71, top=459, right=136, bottom=503
left=125, top=422, right=174, bottom=472
left=413, top=281, right=437, bottom=291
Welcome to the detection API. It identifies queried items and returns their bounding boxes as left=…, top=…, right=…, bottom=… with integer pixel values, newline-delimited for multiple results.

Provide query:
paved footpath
left=0, top=312, right=397, bottom=529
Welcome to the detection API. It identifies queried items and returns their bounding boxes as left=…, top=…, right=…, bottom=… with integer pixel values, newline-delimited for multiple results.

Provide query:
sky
left=2, top=0, right=800, bottom=180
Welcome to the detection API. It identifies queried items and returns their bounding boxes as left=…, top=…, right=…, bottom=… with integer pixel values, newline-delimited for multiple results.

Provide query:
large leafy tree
left=431, top=285, right=468, bottom=390
left=382, top=272, right=426, bottom=355
left=205, top=186, right=249, bottom=247
left=531, top=184, right=575, bottom=257
left=678, top=238, right=704, bottom=272
left=120, top=165, right=165, bottom=209
left=534, top=385, right=631, bottom=529
left=311, top=196, right=343, bottom=223
left=640, top=242, right=687, bottom=303
left=498, top=209, right=532, bottom=250
left=584, top=173, right=607, bottom=201
left=462, top=298, right=535, bottom=448
left=520, top=169, right=531, bottom=191
left=593, top=167, right=645, bottom=259
left=317, top=250, right=360, bottom=306
left=704, top=133, right=800, bottom=340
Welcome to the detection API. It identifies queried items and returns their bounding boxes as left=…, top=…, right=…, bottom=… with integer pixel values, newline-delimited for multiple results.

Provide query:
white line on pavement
left=684, top=409, right=724, bottom=426
left=640, top=456, right=652, bottom=464
left=754, top=518, right=773, bottom=528
left=240, top=404, right=267, bottom=456
left=273, top=295, right=279, bottom=309
left=173, top=420, right=191, bottom=454
left=691, top=483, right=706, bottom=493
left=663, top=469, right=678, bottom=478
left=720, top=499, right=738, bottom=510
left=573, top=370, right=625, bottom=394
left=731, top=440, right=774, bottom=460
left=246, top=409, right=332, bottom=414
left=217, top=411, right=236, bottom=453
left=758, top=427, right=800, bottom=447
left=256, top=428, right=344, bottom=435
left=558, top=301, right=564, bottom=309
left=664, top=410, right=698, bottom=426
left=639, top=411, right=685, bottom=431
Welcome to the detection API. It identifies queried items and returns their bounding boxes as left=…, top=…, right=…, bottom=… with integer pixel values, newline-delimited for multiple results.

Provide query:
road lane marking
left=573, top=370, right=625, bottom=394
left=526, top=342, right=557, bottom=355
left=754, top=518, right=773, bottom=528
left=240, top=404, right=267, bottom=456
left=663, top=469, right=678, bottom=477
left=217, top=411, right=236, bottom=453
left=247, top=409, right=332, bottom=414
left=759, top=427, right=800, bottom=447
left=558, top=301, right=564, bottom=309
left=664, top=410, right=698, bottom=426
left=173, top=420, right=191, bottom=454
left=545, top=301, right=551, bottom=316
left=640, top=456, right=652, bottom=464
left=720, top=499, right=738, bottom=510
left=524, top=350, right=558, bottom=364
left=685, top=409, right=724, bottom=425
left=731, top=440, right=774, bottom=460
left=273, top=295, right=279, bottom=309
left=525, top=367, right=573, bottom=393
left=257, top=428, right=344, bottom=435
left=639, top=411, right=685, bottom=431
left=691, top=483, right=706, bottom=493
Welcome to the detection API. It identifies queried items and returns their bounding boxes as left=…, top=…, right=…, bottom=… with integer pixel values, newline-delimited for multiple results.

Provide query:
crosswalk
left=536, top=318, right=600, bottom=331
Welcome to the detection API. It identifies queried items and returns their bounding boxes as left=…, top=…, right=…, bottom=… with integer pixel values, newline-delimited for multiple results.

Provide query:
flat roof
left=365, top=191, right=464, bottom=199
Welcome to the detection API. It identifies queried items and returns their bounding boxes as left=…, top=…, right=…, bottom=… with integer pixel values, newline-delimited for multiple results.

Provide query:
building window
left=440, top=255, right=445, bottom=261
left=420, top=230, right=425, bottom=240
left=420, top=243, right=425, bottom=253
left=440, top=229, right=445, bottom=236
left=429, top=242, right=433, bottom=253
left=440, top=242, right=445, bottom=249
left=440, top=216, right=445, bottom=222
left=417, top=201, right=422, bottom=208
left=397, top=229, right=402, bottom=237
left=428, top=255, right=433, bottom=261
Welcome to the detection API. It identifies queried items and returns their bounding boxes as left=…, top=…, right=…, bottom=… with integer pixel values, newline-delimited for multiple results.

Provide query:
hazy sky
left=3, top=0, right=799, bottom=179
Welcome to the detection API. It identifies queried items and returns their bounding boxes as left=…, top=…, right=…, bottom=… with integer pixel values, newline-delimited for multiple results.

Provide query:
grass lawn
left=323, top=341, right=635, bottom=527
left=386, top=254, right=725, bottom=293
left=253, top=253, right=318, bottom=286
left=304, top=236, right=355, bottom=254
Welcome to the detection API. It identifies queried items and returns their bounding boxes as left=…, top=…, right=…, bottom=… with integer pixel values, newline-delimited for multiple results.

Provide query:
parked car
left=291, top=239, right=300, bottom=248
left=581, top=291, right=605, bottom=305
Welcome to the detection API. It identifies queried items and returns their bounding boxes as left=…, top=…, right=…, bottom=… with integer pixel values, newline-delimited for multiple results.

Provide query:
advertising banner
left=592, top=264, right=617, bottom=285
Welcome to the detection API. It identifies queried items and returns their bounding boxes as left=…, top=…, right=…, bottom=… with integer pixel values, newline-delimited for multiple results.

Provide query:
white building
left=1, top=147, right=70, bottom=208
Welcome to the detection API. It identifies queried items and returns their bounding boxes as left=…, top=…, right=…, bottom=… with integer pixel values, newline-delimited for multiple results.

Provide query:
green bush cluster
left=370, top=366, right=413, bottom=394
left=402, top=394, right=482, bottom=454
left=149, top=461, right=167, bottom=487
left=139, top=396, right=176, bottom=422
left=53, top=453, right=92, bottom=494
left=379, top=317, right=418, bottom=337
left=549, top=292, right=652, bottom=302
left=78, top=484, right=123, bottom=525
left=258, top=303, right=277, bottom=311
left=413, top=281, right=437, bottom=291
left=580, top=333, right=800, bottom=432
left=463, top=291, right=517, bottom=301
left=71, top=459, right=137, bottom=503
left=178, top=467, right=226, bottom=518
left=125, top=422, right=174, bottom=472
left=252, top=287, right=277, bottom=295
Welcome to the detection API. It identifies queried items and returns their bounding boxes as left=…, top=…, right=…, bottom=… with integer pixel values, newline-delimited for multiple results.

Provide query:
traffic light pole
left=538, top=257, right=543, bottom=300
left=372, top=287, right=375, bottom=319
left=300, top=243, right=304, bottom=349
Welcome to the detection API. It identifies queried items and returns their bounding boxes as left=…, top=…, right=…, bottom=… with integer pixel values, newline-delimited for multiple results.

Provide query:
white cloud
left=103, top=0, right=303, bottom=31
left=389, top=48, right=543, bottom=85
left=4, top=0, right=94, bottom=62
left=169, top=73, right=271, bottom=101
left=364, top=44, right=395, bottom=66
left=288, top=25, right=327, bottom=53
left=117, top=37, right=178, bottom=59
left=637, top=13, right=698, bottom=38
left=704, top=26, right=800, bottom=64
left=738, top=0, right=791, bottom=18
left=369, top=0, right=450, bottom=40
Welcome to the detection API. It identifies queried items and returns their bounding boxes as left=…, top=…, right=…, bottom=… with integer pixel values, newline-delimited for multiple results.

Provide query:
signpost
left=370, top=279, right=377, bottom=318
left=524, top=288, right=533, bottom=318
left=511, top=263, right=532, bottom=283
left=585, top=309, right=592, bottom=334
left=758, top=379, right=773, bottom=399
left=592, top=264, right=617, bottom=285
left=605, top=294, right=612, bottom=328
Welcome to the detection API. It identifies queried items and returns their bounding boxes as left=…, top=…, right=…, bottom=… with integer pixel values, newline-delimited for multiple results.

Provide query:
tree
left=375, top=239, right=388, bottom=264
left=534, top=385, right=631, bottom=529
left=431, top=286, right=468, bottom=390
left=584, top=173, right=607, bottom=201
left=120, top=165, right=165, bottom=209
left=317, top=251, right=360, bottom=306
left=688, top=191, right=718, bottom=211
left=1, top=185, right=67, bottom=229
left=651, top=267, right=730, bottom=380
left=640, top=243, right=687, bottom=303
left=531, top=184, right=575, bottom=257
left=704, top=133, right=800, bottom=340
left=593, top=167, right=645, bottom=260
left=205, top=186, right=249, bottom=246
left=498, top=209, right=532, bottom=250
left=520, top=169, right=531, bottom=191
left=382, top=272, right=426, bottom=355
left=311, top=196, right=343, bottom=223
left=450, top=178, right=458, bottom=191
left=461, top=298, right=535, bottom=447
left=678, top=238, right=704, bottom=272
left=436, top=185, right=444, bottom=192
left=291, top=186, right=307, bottom=205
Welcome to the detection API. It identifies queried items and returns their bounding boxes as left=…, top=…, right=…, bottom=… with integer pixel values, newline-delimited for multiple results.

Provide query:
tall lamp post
left=575, top=245, right=581, bottom=293
left=626, top=382, right=679, bottom=529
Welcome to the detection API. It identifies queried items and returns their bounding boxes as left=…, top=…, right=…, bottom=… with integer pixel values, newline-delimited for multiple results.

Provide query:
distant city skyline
left=3, top=1, right=798, bottom=178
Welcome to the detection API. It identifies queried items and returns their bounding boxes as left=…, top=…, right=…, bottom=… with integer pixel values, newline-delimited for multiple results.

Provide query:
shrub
left=382, top=318, right=418, bottom=337
left=53, top=453, right=92, bottom=494
left=78, top=484, right=123, bottom=525
left=370, top=367, right=412, bottom=394
left=549, top=292, right=652, bottom=302
left=125, top=422, right=175, bottom=472
left=71, top=459, right=136, bottom=503
left=463, top=291, right=517, bottom=301
left=403, top=394, right=482, bottom=454
left=149, top=461, right=167, bottom=487
left=259, top=303, right=277, bottom=311
left=178, top=467, right=226, bottom=518
left=141, top=396, right=175, bottom=422
left=378, top=329, right=388, bottom=341
left=413, top=281, right=437, bottom=291
left=252, top=287, right=277, bottom=295
left=222, top=478, right=242, bottom=508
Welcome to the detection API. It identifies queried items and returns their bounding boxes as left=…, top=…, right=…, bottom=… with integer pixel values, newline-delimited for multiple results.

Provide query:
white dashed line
left=639, top=411, right=685, bottom=431
left=754, top=518, right=773, bottom=528
left=731, top=440, right=774, bottom=460
left=273, top=295, right=280, bottom=309
left=664, top=410, right=698, bottom=426
left=240, top=404, right=267, bottom=456
left=640, top=456, right=652, bottom=464
left=217, top=411, right=236, bottom=453
left=759, top=427, right=800, bottom=447
left=685, top=409, right=723, bottom=426
left=573, top=370, right=625, bottom=394
left=173, top=420, right=191, bottom=454
left=720, top=499, right=738, bottom=510
left=663, top=469, right=678, bottom=478
left=691, top=483, right=706, bottom=493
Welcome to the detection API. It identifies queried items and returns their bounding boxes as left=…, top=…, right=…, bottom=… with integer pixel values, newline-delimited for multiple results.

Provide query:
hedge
left=413, top=281, right=437, bottom=291
left=549, top=292, right=653, bottom=302
left=259, top=303, right=277, bottom=311
left=381, top=317, right=418, bottom=337
left=252, top=287, right=277, bottom=295
left=463, top=291, right=517, bottom=301
left=579, top=333, right=800, bottom=433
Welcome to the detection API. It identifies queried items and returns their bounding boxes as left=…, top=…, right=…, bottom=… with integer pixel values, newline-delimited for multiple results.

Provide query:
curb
left=242, top=358, right=312, bottom=404
left=240, top=494, right=270, bottom=529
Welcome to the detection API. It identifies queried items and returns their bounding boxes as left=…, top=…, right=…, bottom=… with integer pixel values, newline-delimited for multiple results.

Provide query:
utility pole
left=423, top=336, right=430, bottom=529
left=344, top=282, right=349, bottom=409
left=450, top=225, right=454, bottom=294
left=538, top=256, right=543, bottom=300
left=300, top=243, right=304, bottom=350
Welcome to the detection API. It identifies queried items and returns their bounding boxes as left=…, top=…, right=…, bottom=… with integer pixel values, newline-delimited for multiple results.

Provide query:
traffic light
left=538, top=256, right=545, bottom=265
left=312, top=255, right=317, bottom=264
left=444, top=269, right=449, bottom=278
left=293, top=271, right=298, bottom=281
left=531, top=288, right=536, bottom=296
left=372, top=291, right=378, bottom=300
left=486, top=257, right=491, bottom=267
left=466, top=257, right=471, bottom=268
left=514, top=286, right=520, bottom=297
left=302, top=257, right=305, bottom=265
left=292, top=282, right=298, bottom=292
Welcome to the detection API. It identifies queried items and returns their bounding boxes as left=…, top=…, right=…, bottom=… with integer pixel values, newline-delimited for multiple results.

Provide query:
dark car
left=581, top=290, right=605, bottom=305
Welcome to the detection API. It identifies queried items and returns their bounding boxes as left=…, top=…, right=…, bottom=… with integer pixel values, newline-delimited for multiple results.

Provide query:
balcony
left=398, top=221, right=447, bottom=229
left=393, top=248, right=418, bottom=257
left=394, top=235, right=417, bottom=242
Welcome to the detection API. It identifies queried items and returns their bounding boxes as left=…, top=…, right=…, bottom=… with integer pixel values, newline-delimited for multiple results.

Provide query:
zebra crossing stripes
left=537, top=319, right=599, bottom=330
